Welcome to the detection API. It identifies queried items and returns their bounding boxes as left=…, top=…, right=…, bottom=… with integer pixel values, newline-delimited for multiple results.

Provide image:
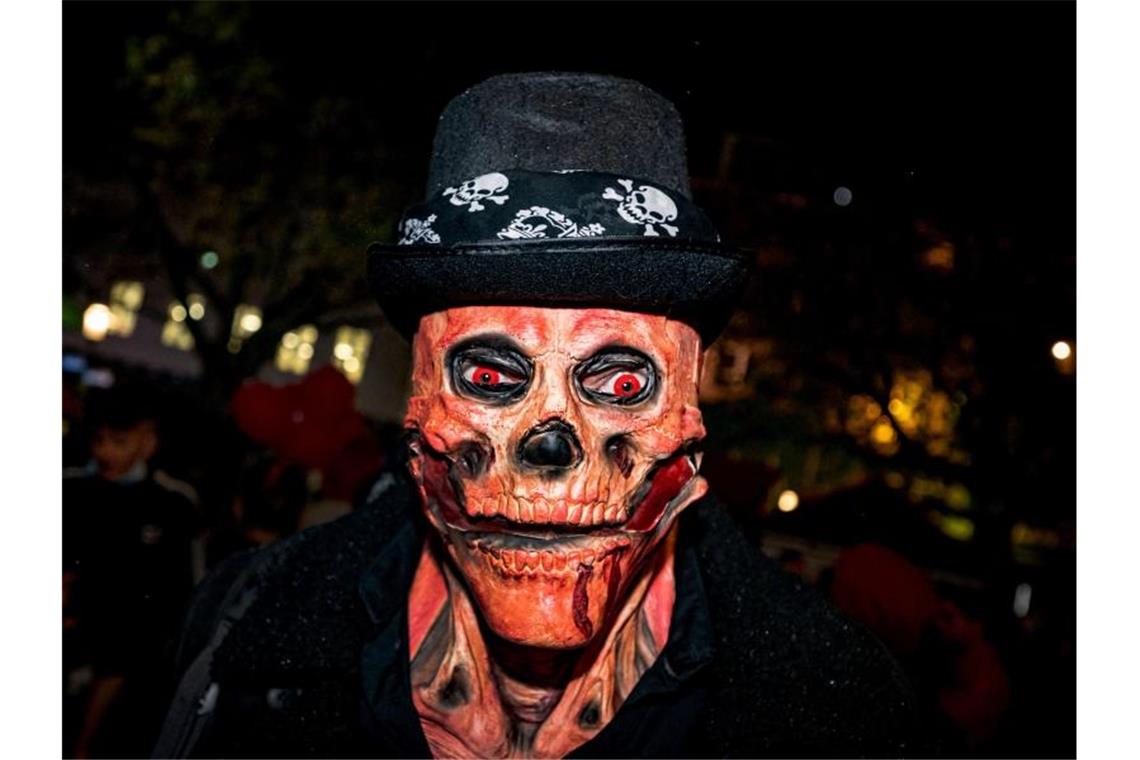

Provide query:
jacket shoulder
left=688, top=498, right=922, bottom=757
left=177, top=470, right=418, bottom=681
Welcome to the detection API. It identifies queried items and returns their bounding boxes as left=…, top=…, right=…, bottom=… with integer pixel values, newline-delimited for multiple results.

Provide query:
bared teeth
left=525, top=550, right=539, bottom=570
left=581, top=548, right=596, bottom=566
left=554, top=552, right=567, bottom=570
left=541, top=551, right=554, bottom=571
left=469, top=491, right=645, bottom=528
left=551, top=501, right=568, bottom=522
left=534, top=500, right=550, bottom=523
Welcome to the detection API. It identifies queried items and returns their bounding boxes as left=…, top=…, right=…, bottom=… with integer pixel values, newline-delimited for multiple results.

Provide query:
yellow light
left=1051, top=340, right=1072, bottom=361
left=777, top=489, right=800, bottom=512
left=946, top=483, right=972, bottom=511
left=239, top=313, right=262, bottom=334
left=110, top=281, right=145, bottom=311
left=170, top=303, right=187, bottom=322
left=276, top=325, right=318, bottom=375
left=871, top=417, right=897, bottom=445
left=161, top=319, right=194, bottom=351
left=231, top=304, right=263, bottom=340
left=333, top=326, right=372, bottom=384
left=188, top=301, right=205, bottom=320
left=82, top=303, right=112, bottom=341
left=940, top=515, right=975, bottom=542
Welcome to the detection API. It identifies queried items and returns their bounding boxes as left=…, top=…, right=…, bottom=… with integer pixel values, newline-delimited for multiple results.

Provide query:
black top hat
left=367, top=72, right=749, bottom=343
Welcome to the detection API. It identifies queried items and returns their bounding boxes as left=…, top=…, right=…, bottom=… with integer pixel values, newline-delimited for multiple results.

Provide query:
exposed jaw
left=469, top=533, right=633, bottom=579
left=417, top=440, right=699, bottom=540
left=411, top=433, right=704, bottom=644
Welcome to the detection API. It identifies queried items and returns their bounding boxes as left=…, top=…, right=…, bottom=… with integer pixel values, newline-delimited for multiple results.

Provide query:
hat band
left=395, top=169, right=720, bottom=247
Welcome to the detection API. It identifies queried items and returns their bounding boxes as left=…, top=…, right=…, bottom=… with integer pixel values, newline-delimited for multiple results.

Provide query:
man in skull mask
left=155, top=73, right=919, bottom=759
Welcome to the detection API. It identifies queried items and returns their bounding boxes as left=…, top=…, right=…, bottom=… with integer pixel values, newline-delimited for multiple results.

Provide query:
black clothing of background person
left=155, top=466, right=922, bottom=758
left=63, top=469, right=196, bottom=757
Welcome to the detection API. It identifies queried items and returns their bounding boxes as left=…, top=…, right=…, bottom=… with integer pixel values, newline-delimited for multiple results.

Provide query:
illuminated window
left=275, top=325, right=319, bottom=375
left=332, top=326, right=372, bottom=384
left=161, top=301, right=195, bottom=351
left=108, top=280, right=145, bottom=337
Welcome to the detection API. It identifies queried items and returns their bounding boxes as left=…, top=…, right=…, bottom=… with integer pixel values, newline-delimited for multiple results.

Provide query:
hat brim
left=366, top=237, right=750, bottom=343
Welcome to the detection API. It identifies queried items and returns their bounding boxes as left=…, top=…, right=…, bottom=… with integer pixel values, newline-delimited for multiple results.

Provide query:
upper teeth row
left=467, top=495, right=626, bottom=526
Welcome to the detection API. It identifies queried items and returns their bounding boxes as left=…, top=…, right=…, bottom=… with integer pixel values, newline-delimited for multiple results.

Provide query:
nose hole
left=454, top=442, right=492, bottom=479
left=605, top=435, right=634, bottom=478
left=518, top=421, right=583, bottom=471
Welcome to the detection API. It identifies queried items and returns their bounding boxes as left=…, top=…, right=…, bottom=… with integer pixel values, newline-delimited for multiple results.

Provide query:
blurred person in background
left=231, top=457, right=310, bottom=550
left=826, top=543, right=1010, bottom=754
left=63, top=385, right=197, bottom=758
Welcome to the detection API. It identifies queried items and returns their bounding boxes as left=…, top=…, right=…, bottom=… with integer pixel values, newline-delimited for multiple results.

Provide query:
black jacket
left=155, top=471, right=921, bottom=758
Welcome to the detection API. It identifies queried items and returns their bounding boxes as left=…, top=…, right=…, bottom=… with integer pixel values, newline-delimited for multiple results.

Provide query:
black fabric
left=368, top=237, right=750, bottom=343
left=157, top=470, right=922, bottom=758
left=63, top=471, right=197, bottom=757
left=63, top=473, right=196, bottom=678
left=427, top=73, right=693, bottom=200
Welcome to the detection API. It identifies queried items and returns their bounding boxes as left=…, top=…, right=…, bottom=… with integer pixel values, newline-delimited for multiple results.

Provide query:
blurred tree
left=71, top=2, right=407, bottom=401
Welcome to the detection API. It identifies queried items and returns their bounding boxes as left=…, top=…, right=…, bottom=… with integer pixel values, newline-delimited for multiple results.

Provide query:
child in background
left=63, top=385, right=196, bottom=758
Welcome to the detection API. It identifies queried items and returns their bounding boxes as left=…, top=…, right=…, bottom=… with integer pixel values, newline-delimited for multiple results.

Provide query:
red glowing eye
left=471, top=366, right=501, bottom=386
left=611, top=373, right=642, bottom=398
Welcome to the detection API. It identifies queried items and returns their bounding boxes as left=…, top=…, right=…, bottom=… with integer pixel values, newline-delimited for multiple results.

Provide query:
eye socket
left=575, top=348, right=657, bottom=406
left=448, top=338, right=532, bottom=404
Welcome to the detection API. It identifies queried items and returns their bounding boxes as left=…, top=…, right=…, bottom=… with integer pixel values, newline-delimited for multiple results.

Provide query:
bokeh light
left=777, top=489, right=800, bottom=512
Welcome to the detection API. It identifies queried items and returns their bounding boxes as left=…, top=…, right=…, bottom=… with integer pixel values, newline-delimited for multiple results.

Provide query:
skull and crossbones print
left=443, top=172, right=511, bottom=212
left=603, top=179, right=680, bottom=237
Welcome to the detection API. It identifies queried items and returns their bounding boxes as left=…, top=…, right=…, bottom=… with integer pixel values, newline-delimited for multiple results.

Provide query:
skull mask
left=405, top=306, right=708, bottom=649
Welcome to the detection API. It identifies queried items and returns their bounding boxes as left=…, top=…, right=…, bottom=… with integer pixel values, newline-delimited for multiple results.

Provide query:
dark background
left=63, top=2, right=1074, bottom=757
